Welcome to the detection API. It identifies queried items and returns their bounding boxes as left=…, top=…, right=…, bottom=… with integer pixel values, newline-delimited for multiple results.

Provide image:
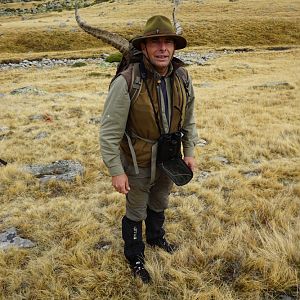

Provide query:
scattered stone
left=252, top=81, right=294, bottom=90
left=252, top=159, right=261, bottom=164
left=196, top=138, right=208, bottom=147
left=0, top=0, right=97, bottom=16
left=0, top=227, right=35, bottom=250
left=29, top=113, right=53, bottom=122
left=0, top=51, right=222, bottom=70
left=94, top=241, right=112, bottom=251
left=0, top=126, right=9, bottom=132
left=242, top=170, right=261, bottom=178
left=89, top=116, right=102, bottom=125
left=29, top=114, right=45, bottom=121
left=175, top=51, right=219, bottom=65
left=10, top=86, right=46, bottom=95
left=34, top=132, right=49, bottom=140
left=195, top=171, right=212, bottom=181
left=0, top=127, right=12, bottom=141
left=23, top=160, right=84, bottom=183
left=213, top=156, right=230, bottom=164
left=0, top=93, right=5, bottom=98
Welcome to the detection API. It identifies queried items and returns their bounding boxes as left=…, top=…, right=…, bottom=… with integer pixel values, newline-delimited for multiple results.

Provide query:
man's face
left=141, top=37, right=175, bottom=76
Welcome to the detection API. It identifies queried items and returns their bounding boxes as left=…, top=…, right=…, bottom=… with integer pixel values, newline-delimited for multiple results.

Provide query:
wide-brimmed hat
left=132, top=15, right=187, bottom=50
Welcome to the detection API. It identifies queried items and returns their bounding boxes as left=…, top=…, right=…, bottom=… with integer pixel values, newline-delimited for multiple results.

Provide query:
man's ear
left=141, top=42, right=147, bottom=55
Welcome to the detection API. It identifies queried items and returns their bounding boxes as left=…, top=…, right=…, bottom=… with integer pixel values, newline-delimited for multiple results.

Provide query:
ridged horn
left=173, top=4, right=183, bottom=35
left=75, top=3, right=129, bottom=54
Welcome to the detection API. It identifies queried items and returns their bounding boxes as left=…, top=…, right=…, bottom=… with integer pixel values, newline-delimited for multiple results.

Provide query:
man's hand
left=112, top=174, right=130, bottom=194
left=184, top=156, right=196, bottom=172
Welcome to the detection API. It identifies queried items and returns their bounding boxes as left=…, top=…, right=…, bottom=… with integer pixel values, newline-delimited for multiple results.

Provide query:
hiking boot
left=131, top=259, right=151, bottom=284
left=148, top=237, right=177, bottom=254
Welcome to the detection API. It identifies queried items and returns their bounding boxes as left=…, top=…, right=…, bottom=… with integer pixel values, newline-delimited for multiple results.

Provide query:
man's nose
left=159, top=41, right=167, bottom=51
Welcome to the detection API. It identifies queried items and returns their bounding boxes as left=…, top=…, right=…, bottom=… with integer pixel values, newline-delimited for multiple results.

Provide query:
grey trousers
left=124, top=163, right=173, bottom=222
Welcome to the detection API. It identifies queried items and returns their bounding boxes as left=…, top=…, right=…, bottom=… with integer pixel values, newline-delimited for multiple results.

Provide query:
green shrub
left=105, top=52, right=122, bottom=63
left=72, top=62, right=87, bottom=68
left=88, top=72, right=102, bottom=77
left=88, top=72, right=111, bottom=78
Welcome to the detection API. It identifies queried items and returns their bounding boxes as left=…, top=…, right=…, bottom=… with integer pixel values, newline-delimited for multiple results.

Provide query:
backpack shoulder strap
left=175, top=66, right=190, bottom=97
left=129, top=63, right=143, bottom=103
left=119, top=62, right=143, bottom=103
left=174, top=66, right=190, bottom=129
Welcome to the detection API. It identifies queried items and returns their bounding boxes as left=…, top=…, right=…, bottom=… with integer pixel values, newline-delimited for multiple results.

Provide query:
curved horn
left=172, top=7, right=183, bottom=35
left=75, top=3, right=129, bottom=54
left=172, top=4, right=183, bottom=35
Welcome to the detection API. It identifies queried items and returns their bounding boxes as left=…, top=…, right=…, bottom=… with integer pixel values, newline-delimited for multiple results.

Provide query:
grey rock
left=242, top=170, right=261, bottom=178
left=29, top=114, right=45, bottom=121
left=195, top=171, right=212, bottom=181
left=94, top=241, right=111, bottom=251
left=0, top=93, right=5, bottom=97
left=10, top=86, right=46, bottom=95
left=24, top=160, right=84, bottom=183
left=214, top=156, right=230, bottom=164
left=175, top=51, right=219, bottom=65
left=0, top=227, right=35, bottom=250
left=0, top=127, right=11, bottom=141
left=34, top=132, right=49, bottom=140
left=0, top=126, right=9, bottom=132
left=252, top=159, right=261, bottom=164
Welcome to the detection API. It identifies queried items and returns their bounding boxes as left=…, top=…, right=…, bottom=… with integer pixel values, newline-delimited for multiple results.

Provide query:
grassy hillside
left=0, top=0, right=299, bottom=299
left=0, top=0, right=299, bottom=61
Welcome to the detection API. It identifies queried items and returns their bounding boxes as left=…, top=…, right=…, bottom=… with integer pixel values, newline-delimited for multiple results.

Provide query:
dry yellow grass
left=0, top=0, right=300, bottom=299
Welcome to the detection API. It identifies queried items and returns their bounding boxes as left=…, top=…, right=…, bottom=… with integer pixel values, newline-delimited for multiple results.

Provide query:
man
left=100, top=15, right=198, bottom=283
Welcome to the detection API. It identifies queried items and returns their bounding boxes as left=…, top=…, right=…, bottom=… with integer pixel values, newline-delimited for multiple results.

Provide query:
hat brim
left=132, top=33, right=187, bottom=50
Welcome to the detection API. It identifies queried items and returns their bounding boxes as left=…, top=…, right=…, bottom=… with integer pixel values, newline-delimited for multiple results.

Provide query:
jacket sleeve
left=182, top=75, right=199, bottom=157
left=99, top=76, right=131, bottom=176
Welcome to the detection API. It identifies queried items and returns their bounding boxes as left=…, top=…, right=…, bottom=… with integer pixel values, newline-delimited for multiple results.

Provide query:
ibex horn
left=173, top=6, right=183, bottom=35
left=75, top=2, right=129, bottom=54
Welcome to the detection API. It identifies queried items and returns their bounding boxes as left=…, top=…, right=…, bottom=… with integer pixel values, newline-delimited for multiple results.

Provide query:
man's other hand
left=183, top=156, right=196, bottom=172
left=112, top=174, right=130, bottom=194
